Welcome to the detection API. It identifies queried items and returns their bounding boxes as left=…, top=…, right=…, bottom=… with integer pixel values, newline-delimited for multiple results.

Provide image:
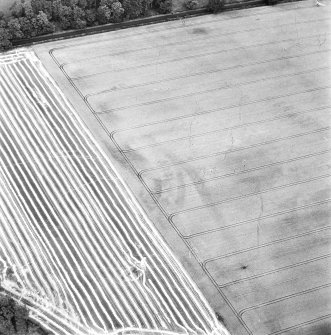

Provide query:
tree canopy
left=0, top=0, right=173, bottom=50
left=0, top=294, right=51, bottom=335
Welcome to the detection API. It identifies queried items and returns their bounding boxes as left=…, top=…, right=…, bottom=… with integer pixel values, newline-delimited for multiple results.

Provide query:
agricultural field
left=1, top=0, right=330, bottom=335
left=0, top=50, right=225, bottom=335
left=34, top=1, right=331, bottom=335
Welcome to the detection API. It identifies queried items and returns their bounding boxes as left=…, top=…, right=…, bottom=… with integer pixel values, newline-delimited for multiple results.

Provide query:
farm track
left=0, top=50, right=227, bottom=335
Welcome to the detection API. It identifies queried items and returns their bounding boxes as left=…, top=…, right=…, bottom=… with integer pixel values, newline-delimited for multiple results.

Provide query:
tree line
left=0, top=0, right=172, bottom=50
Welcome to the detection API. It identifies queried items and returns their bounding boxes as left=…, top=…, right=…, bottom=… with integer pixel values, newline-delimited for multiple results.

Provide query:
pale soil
left=33, top=2, right=331, bottom=334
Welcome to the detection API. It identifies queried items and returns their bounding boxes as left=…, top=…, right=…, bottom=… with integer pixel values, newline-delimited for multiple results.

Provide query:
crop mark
left=47, top=9, right=331, bottom=333
left=62, top=17, right=330, bottom=69
left=83, top=49, right=331, bottom=96
left=0, top=51, right=229, bottom=335
left=94, top=66, right=330, bottom=113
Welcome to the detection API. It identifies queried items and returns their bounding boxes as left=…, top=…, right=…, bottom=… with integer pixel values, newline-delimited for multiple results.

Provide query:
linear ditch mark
left=182, top=198, right=331, bottom=239
left=266, top=314, right=331, bottom=335
left=122, top=104, right=330, bottom=154
left=217, top=253, right=331, bottom=288
left=50, top=52, right=328, bottom=260
left=52, top=0, right=322, bottom=56
left=170, top=173, right=331, bottom=217
left=202, top=226, right=331, bottom=266
left=61, top=16, right=331, bottom=70
left=52, top=1, right=319, bottom=65
left=95, top=66, right=330, bottom=114
left=83, top=48, right=331, bottom=98
left=71, top=30, right=331, bottom=81
left=151, top=149, right=330, bottom=196
left=110, top=85, right=330, bottom=137
left=238, top=283, right=331, bottom=318
left=134, top=105, right=331, bottom=163
left=196, top=225, right=331, bottom=267
left=50, top=13, right=331, bottom=330
left=50, top=43, right=267, bottom=335
left=138, top=127, right=329, bottom=177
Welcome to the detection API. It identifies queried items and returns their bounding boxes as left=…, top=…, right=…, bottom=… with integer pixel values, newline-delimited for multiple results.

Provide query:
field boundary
left=12, top=0, right=268, bottom=47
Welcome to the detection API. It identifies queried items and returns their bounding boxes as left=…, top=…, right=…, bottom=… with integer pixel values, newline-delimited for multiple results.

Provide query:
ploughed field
left=0, top=51, right=226, bottom=335
left=33, top=1, right=331, bottom=335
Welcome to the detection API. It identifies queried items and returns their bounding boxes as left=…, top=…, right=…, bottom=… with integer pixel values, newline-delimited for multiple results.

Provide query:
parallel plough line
left=0, top=50, right=229, bottom=335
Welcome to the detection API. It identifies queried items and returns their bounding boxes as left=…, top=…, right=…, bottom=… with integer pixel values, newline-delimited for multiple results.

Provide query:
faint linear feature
left=0, top=50, right=229, bottom=335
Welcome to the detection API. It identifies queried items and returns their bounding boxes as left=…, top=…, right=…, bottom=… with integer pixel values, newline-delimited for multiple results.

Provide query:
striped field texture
left=0, top=50, right=228, bottom=335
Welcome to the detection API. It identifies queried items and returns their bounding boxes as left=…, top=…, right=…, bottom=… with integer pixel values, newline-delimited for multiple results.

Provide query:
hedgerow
left=184, top=0, right=198, bottom=10
left=0, top=0, right=172, bottom=50
left=153, top=0, right=172, bottom=13
left=207, top=0, right=224, bottom=12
